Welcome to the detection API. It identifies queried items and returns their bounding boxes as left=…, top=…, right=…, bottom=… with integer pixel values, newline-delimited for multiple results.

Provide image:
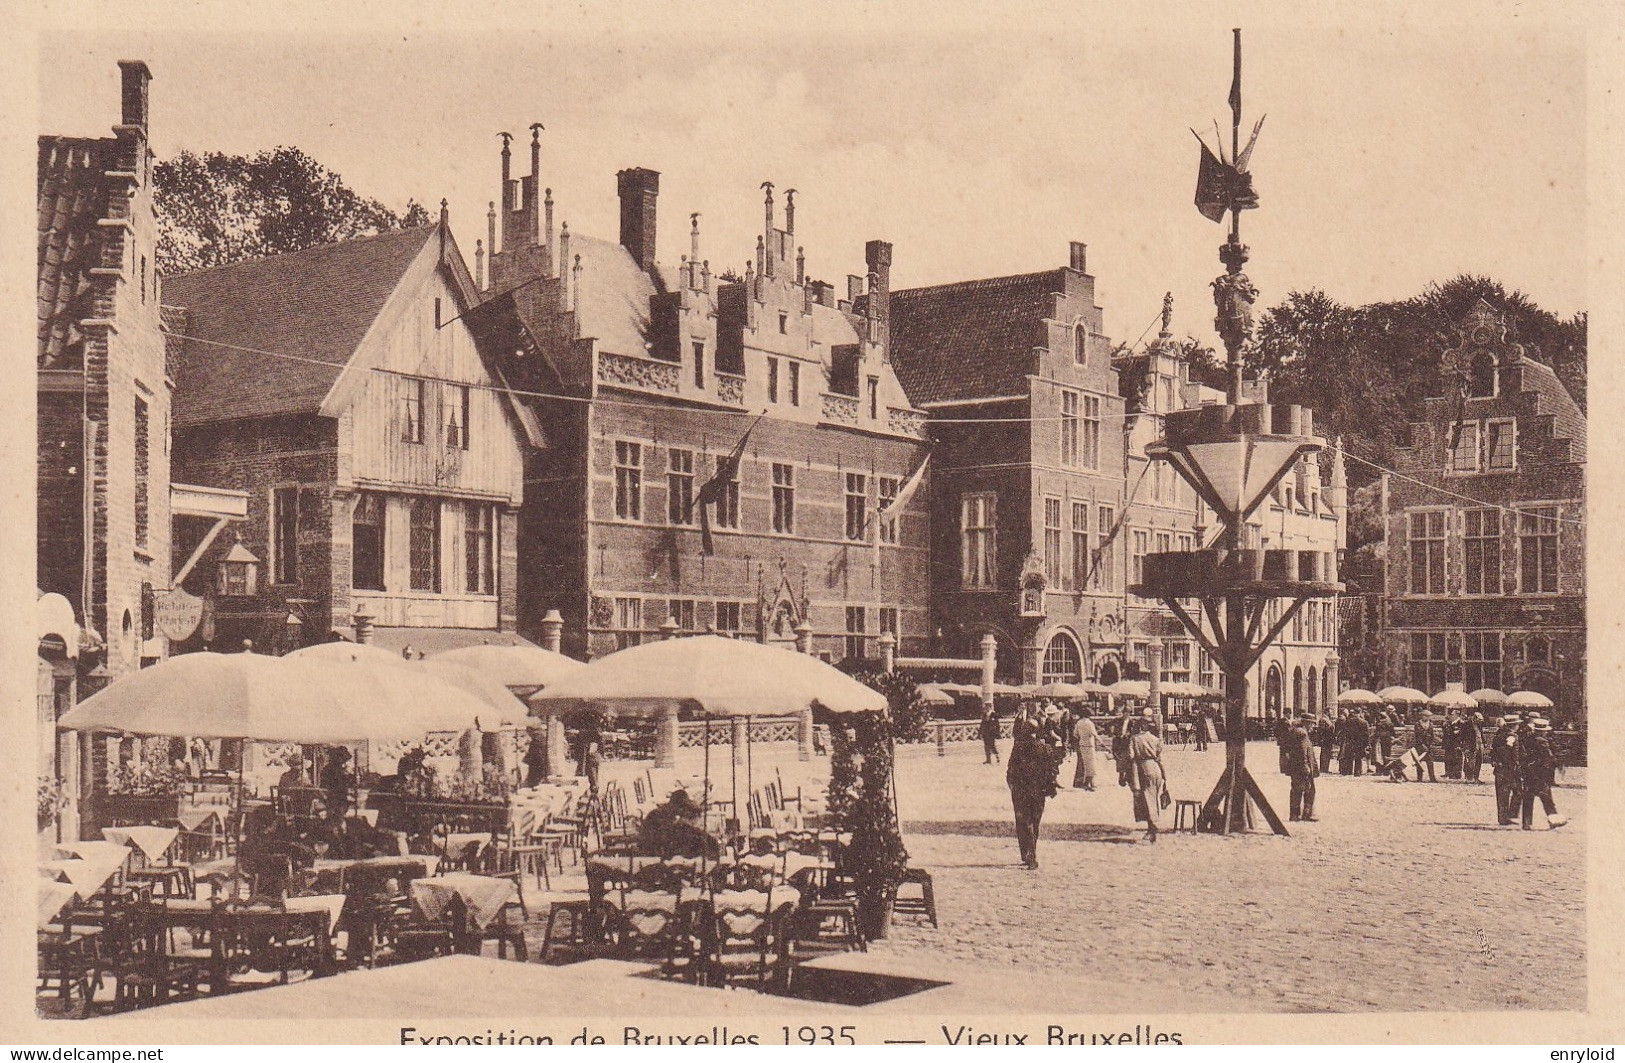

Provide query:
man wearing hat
left=1518, top=716, right=1565, bottom=830
left=1007, top=701, right=1067, bottom=869
left=640, top=788, right=720, bottom=858
left=1489, top=713, right=1523, bottom=825
left=1411, top=710, right=1438, bottom=783
left=1461, top=711, right=1485, bottom=783
left=1284, top=713, right=1318, bottom=822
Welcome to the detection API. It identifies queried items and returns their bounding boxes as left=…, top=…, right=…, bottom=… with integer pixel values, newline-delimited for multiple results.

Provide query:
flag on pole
left=1229, top=28, right=1243, bottom=130
left=696, top=412, right=764, bottom=556
left=1193, top=136, right=1232, bottom=223
left=871, top=453, right=929, bottom=567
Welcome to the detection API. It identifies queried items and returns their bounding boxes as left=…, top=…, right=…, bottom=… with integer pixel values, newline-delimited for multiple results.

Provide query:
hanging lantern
left=216, top=538, right=260, bottom=597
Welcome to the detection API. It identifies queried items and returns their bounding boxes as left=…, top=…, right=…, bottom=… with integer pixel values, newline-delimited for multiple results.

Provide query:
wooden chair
left=211, top=905, right=332, bottom=991
left=705, top=896, right=791, bottom=992
left=612, top=896, right=699, bottom=981
left=108, top=905, right=205, bottom=1011
left=37, top=922, right=104, bottom=1016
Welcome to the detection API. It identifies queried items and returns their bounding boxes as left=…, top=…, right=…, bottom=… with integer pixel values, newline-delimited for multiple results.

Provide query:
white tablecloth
left=38, top=880, right=79, bottom=929
left=411, top=873, right=517, bottom=931
left=104, top=825, right=179, bottom=862
left=57, top=840, right=133, bottom=868
left=41, top=859, right=118, bottom=897
left=285, top=893, right=347, bottom=936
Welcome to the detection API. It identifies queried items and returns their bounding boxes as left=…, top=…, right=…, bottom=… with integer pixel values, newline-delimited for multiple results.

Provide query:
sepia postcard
left=3, top=0, right=1622, bottom=1047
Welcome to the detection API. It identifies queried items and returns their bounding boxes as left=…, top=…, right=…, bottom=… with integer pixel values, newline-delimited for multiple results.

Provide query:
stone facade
left=1379, top=301, right=1586, bottom=724
left=483, top=143, right=931, bottom=662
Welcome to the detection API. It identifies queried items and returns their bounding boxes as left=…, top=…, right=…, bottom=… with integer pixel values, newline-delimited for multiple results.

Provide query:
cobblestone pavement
left=876, top=741, right=1586, bottom=1013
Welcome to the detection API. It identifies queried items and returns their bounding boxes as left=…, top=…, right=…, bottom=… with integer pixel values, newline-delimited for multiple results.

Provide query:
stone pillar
left=730, top=716, right=749, bottom=812
left=878, top=631, right=896, bottom=674
left=540, top=609, right=564, bottom=654
left=656, top=704, right=679, bottom=769
left=457, top=728, right=481, bottom=781
left=980, top=633, right=997, bottom=713
left=546, top=713, right=568, bottom=780
left=1147, top=638, right=1164, bottom=734
left=353, top=611, right=374, bottom=645
left=794, top=619, right=817, bottom=760
left=794, top=620, right=814, bottom=655
left=1324, top=652, right=1341, bottom=704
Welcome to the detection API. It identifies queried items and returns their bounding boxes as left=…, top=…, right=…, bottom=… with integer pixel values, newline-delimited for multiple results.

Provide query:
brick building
left=1380, top=300, right=1586, bottom=724
left=163, top=209, right=542, bottom=655
left=890, top=266, right=1344, bottom=716
left=475, top=133, right=931, bottom=661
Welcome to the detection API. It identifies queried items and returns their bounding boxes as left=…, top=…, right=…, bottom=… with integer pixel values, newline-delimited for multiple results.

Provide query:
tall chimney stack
left=544, top=188, right=555, bottom=275
left=527, top=123, right=543, bottom=245
left=486, top=201, right=496, bottom=271
left=761, top=183, right=775, bottom=279
left=499, top=133, right=513, bottom=211
left=616, top=167, right=660, bottom=274
left=689, top=213, right=701, bottom=289
left=1069, top=241, right=1087, bottom=273
left=865, top=240, right=892, bottom=323
left=118, top=60, right=152, bottom=136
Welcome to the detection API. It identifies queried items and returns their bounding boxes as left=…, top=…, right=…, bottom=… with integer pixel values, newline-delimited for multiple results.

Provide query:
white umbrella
left=1428, top=685, right=1478, bottom=711
left=1507, top=690, right=1555, bottom=710
left=432, top=644, right=588, bottom=691
left=528, top=635, right=886, bottom=718
left=1105, top=679, right=1151, bottom=699
left=1337, top=688, right=1382, bottom=706
left=1376, top=685, right=1431, bottom=705
left=288, top=642, right=408, bottom=666
left=289, top=643, right=527, bottom=726
left=1031, top=682, right=1088, bottom=699
left=1468, top=688, right=1509, bottom=707
left=916, top=683, right=955, bottom=706
left=58, top=651, right=500, bottom=742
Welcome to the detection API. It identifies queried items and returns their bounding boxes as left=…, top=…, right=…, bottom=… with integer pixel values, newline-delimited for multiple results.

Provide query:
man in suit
left=1313, top=712, right=1337, bottom=776
left=1007, top=702, right=1066, bottom=869
left=1285, top=713, right=1319, bottom=822
left=1461, top=712, right=1485, bottom=782
left=1373, top=707, right=1396, bottom=766
left=1489, top=713, right=1522, bottom=824
left=1411, top=711, right=1438, bottom=782
left=1518, top=716, right=1565, bottom=830
left=1335, top=710, right=1355, bottom=776
left=1346, top=711, right=1371, bottom=777
left=1442, top=710, right=1463, bottom=779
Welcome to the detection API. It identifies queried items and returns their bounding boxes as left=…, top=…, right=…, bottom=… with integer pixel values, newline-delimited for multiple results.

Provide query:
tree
left=154, top=147, right=431, bottom=274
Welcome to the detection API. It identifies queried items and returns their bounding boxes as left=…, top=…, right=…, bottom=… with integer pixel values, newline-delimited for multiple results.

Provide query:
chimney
left=544, top=188, right=555, bottom=275
left=689, top=213, right=701, bottom=289
left=846, top=274, right=864, bottom=306
left=499, top=132, right=514, bottom=211
left=1069, top=241, right=1087, bottom=273
left=486, top=200, right=497, bottom=263
left=558, top=222, right=571, bottom=310
left=796, top=247, right=805, bottom=286
left=528, top=123, right=543, bottom=245
left=118, top=60, right=152, bottom=136
left=761, top=182, right=776, bottom=278
left=616, top=167, right=660, bottom=274
left=865, top=240, right=892, bottom=323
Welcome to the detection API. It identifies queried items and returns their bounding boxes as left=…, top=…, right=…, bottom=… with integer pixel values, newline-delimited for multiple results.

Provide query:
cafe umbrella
left=528, top=635, right=887, bottom=826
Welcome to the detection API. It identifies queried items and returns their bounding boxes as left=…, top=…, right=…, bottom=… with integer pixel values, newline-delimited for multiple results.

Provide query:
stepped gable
left=889, top=270, right=1065, bottom=405
left=37, top=136, right=115, bottom=370
left=163, top=226, right=436, bottom=426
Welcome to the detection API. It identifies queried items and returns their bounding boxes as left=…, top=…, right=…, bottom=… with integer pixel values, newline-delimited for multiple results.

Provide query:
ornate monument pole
left=1133, top=29, right=1341, bottom=834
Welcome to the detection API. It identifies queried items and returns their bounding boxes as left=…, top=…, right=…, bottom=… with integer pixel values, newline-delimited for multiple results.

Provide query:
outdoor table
left=38, top=880, right=79, bottom=929
left=315, top=854, right=438, bottom=879
left=174, top=807, right=222, bottom=832
left=442, top=832, right=493, bottom=857
left=411, top=873, right=517, bottom=931
left=57, top=840, right=135, bottom=867
left=285, top=893, right=347, bottom=938
left=41, top=858, right=120, bottom=899
left=104, top=825, right=180, bottom=864
left=88, top=954, right=811, bottom=1020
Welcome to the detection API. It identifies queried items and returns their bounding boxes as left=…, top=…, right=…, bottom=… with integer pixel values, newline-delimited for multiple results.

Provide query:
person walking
left=1071, top=707, right=1099, bottom=791
left=1442, top=710, right=1464, bottom=780
left=1313, top=712, right=1336, bottom=776
left=1192, top=706, right=1209, bottom=751
left=1346, top=711, right=1371, bottom=777
left=1461, top=711, right=1485, bottom=782
left=1518, top=716, right=1566, bottom=830
left=1411, top=711, right=1438, bottom=782
left=1127, top=712, right=1168, bottom=843
left=979, top=706, right=1001, bottom=765
left=1284, top=713, right=1318, bottom=822
left=1336, top=710, right=1356, bottom=776
left=1112, top=713, right=1134, bottom=787
left=1007, top=701, right=1066, bottom=869
left=1374, top=706, right=1396, bottom=766
left=1489, top=712, right=1523, bottom=824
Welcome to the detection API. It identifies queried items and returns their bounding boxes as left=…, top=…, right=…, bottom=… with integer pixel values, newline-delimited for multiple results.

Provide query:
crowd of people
left=989, top=694, right=1569, bottom=866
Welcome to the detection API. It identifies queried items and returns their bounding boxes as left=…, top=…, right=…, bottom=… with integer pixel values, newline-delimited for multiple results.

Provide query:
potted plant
left=102, top=749, right=189, bottom=823
left=38, top=775, right=68, bottom=833
left=826, top=708, right=909, bottom=941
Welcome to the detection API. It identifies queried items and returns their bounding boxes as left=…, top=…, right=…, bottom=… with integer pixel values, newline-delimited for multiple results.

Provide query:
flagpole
left=1229, top=28, right=1243, bottom=250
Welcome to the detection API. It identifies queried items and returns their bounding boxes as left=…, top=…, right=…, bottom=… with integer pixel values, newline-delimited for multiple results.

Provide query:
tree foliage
left=154, top=147, right=431, bottom=275
left=1242, top=274, right=1585, bottom=490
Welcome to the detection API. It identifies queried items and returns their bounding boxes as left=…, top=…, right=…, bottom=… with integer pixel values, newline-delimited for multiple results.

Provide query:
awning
left=363, top=627, right=541, bottom=656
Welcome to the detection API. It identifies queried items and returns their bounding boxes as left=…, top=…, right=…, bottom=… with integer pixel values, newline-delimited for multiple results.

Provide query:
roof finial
left=1160, top=291, right=1174, bottom=338
left=439, top=198, right=449, bottom=225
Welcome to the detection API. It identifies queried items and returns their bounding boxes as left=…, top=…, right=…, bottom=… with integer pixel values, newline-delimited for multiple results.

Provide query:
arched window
left=1307, top=666, right=1319, bottom=714
left=1265, top=665, right=1283, bottom=718
left=1042, top=631, right=1082, bottom=684
left=1097, top=658, right=1121, bottom=687
left=1292, top=666, right=1304, bottom=716
left=1468, top=349, right=1496, bottom=398
left=1074, top=323, right=1087, bottom=366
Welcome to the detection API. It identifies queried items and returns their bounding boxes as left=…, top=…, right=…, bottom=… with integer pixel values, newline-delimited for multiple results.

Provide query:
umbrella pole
left=730, top=719, right=738, bottom=840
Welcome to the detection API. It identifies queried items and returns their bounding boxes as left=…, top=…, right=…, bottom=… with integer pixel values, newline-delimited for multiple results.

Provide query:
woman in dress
left=1127, top=712, right=1168, bottom=843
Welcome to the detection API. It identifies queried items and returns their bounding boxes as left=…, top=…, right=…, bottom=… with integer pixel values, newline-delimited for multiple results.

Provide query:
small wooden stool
left=892, top=867, right=937, bottom=927
left=1173, top=800, right=1203, bottom=833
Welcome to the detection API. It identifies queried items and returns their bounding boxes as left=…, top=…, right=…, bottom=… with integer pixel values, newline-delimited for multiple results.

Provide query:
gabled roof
left=571, top=233, right=659, bottom=357
left=1515, top=357, right=1586, bottom=460
left=889, top=270, right=1064, bottom=405
left=164, top=226, right=437, bottom=425
left=38, top=136, right=115, bottom=370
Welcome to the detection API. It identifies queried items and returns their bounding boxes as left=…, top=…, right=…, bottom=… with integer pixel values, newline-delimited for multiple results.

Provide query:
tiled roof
left=164, top=226, right=436, bottom=426
left=888, top=270, right=1063, bottom=405
left=570, top=233, right=658, bottom=357
left=38, top=136, right=114, bottom=370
